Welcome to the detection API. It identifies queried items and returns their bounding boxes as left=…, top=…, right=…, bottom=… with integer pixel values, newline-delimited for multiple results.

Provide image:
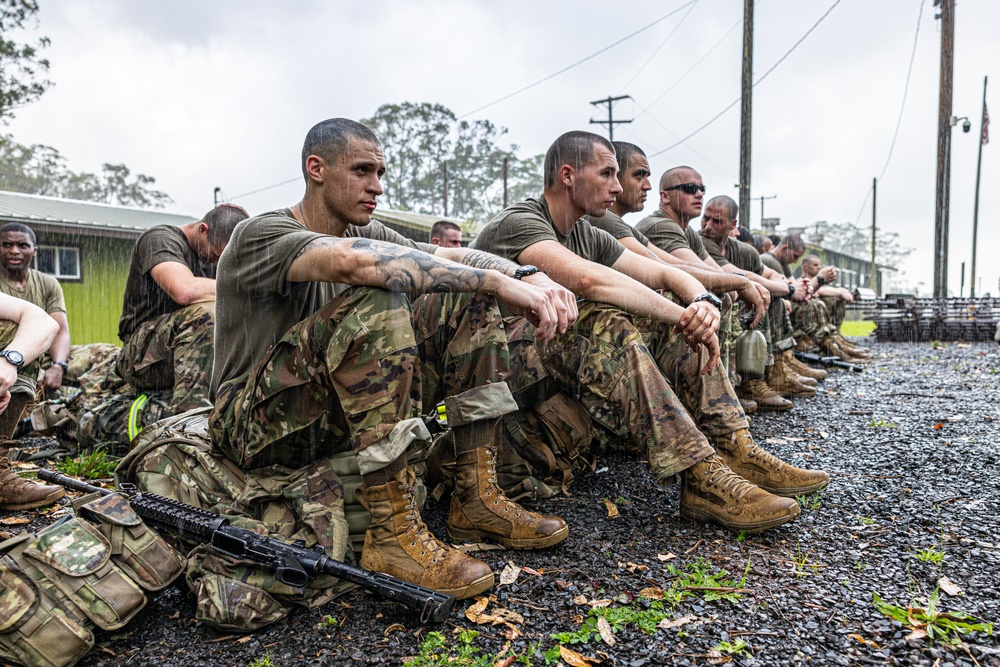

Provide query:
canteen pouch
left=15, top=517, right=147, bottom=631
left=0, top=557, right=94, bottom=667
left=73, top=492, right=186, bottom=591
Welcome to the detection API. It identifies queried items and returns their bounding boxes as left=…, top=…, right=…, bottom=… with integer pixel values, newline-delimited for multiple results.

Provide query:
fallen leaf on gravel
left=589, top=599, right=612, bottom=608
left=499, top=561, right=521, bottom=586
left=572, top=613, right=584, bottom=624
left=707, top=648, right=730, bottom=664
left=656, top=552, right=677, bottom=561
left=819, top=431, right=829, bottom=439
left=597, top=616, right=615, bottom=646
left=465, top=596, right=524, bottom=635
left=465, top=597, right=490, bottom=621
left=573, top=595, right=589, bottom=605
left=785, top=436, right=805, bottom=442
left=848, top=633, right=881, bottom=649
left=236, top=636, right=253, bottom=644
left=555, top=579, right=571, bottom=590
left=0, top=517, right=29, bottom=526
left=383, top=623, right=406, bottom=636
left=618, top=562, right=647, bottom=573
left=658, top=614, right=697, bottom=629
left=765, top=437, right=787, bottom=445
left=639, top=587, right=665, bottom=600
left=454, top=542, right=505, bottom=553
left=521, top=566, right=542, bottom=576
left=603, top=498, right=619, bottom=518
left=493, top=655, right=516, bottom=667
left=933, top=423, right=945, bottom=430
left=559, top=645, right=601, bottom=666
left=904, top=627, right=927, bottom=643
left=938, top=577, right=963, bottom=596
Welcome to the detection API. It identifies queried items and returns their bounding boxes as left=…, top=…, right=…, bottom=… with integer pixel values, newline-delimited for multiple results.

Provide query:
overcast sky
left=7, top=0, right=998, bottom=296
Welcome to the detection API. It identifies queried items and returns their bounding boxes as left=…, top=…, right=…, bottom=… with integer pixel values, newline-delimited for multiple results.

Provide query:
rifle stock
left=793, top=350, right=863, bottom=373
left=37, top=469, right=456, bottom=624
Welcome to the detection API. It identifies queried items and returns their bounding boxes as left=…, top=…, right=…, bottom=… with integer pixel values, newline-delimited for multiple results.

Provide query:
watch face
left=2, top=350, right=23, bottom=367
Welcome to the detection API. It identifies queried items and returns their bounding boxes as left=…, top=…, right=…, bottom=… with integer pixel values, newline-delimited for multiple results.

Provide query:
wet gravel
left=4, top=339, right=999, bottom=666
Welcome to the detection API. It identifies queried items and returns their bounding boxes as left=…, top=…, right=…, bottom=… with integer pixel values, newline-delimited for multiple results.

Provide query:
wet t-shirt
left=585, top=211, right=650, bottom=247
left=635, top=209, right=708, bottom=260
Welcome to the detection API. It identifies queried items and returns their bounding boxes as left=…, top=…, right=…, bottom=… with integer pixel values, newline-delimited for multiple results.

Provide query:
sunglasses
left=663, top=183, right=706, bottom=195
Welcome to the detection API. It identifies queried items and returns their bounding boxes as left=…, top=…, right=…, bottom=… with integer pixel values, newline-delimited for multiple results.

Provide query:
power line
left=458, top=1, right=697, bottom=120
left=618, top=0, right=699, bottom=93
left=647, top=0, right=843, bottom=159
left=226, top=177, right=300, bottom=202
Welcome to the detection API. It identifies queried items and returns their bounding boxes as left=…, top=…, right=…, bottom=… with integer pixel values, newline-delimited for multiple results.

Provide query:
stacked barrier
left=869, top=296, right=1000, bottom=342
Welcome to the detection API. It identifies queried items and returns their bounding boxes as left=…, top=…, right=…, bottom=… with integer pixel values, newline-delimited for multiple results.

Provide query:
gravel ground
left=3, top=339, right=999, bottom=667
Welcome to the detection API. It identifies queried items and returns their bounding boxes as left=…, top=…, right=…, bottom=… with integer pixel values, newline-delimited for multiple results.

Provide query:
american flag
left=983, top=104, right=990, bottom=146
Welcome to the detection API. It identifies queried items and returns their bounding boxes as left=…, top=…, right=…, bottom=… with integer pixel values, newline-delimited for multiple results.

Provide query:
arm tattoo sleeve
left=355, top=238, right=489, bottom=294
left=454, top=250, right=520, bottom=277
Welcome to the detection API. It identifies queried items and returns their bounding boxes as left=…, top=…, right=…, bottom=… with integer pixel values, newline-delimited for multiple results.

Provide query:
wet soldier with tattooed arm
left=472, top=131, right=828, bottom=535
left=210, top=118, right=577, bottom=600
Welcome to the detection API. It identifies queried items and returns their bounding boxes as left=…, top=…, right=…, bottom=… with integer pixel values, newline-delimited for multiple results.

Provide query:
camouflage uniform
left=210, top=286, right=517, bottom=476
left=791, top=298, right=835, bottom=346
left=820, top=294, right=847, bottom=329
left=503, top=298, right=739, bottom=483
left=768, top=293, right=797, bottom=353
left=117, top=302, right=216, bottom=412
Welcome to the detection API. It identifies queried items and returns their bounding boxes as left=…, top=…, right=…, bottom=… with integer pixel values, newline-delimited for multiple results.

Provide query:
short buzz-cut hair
left=544, top=131, right=614, bottom=189
left=301, top=118, right=381, bottom=180
left=751, top=234, right=768, bottom=253
left=202, top=204, right=250, bottom=247
left=737, top=227, right=754, bottom=245
left=0, top=223, right=36, bottom=245
left=705, top=195, right=739, bottom=222
left=802, top=253, right=821, bottom=265
left=611, top=141, right=645, bottom=173
left=780, top=233, right=806, bottom=253
left=659, top=165, right=698, bottom=191
left=429, top=220, right=461, bottom=242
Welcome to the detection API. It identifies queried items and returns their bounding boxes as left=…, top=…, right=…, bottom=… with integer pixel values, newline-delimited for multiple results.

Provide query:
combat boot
left=447, top=447, right=568, bottom=549
left=834, top=333, right=871, bottom=358
left=357, top=466, right=494, bottom=599
left=0, top=447, right=65, bottom=510
left=765, top=360, right=817, bottom=399
left=739, top=397, right=758, bottom=415
left=785, top=350, right=828, bottom=381
left=740, top=379, right=792, bottom=412
left=713, top=429, right=829, bottom=497
left=680, top=454, right=800, bottom=533
left=820, top=338, right=866, bottom=365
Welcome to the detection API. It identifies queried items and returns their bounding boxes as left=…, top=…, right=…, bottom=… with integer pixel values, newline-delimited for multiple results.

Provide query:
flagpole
left=970, top=75, right=988, bottom=298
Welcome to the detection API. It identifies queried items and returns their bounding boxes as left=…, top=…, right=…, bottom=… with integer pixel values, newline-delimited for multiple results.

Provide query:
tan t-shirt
left=211, top=209, right=421, bottom=394
left=634, top=210, right=709, bottom=260
left=0, top=268, right=66, bottom=314
left=585, top=211, right=651, bottom=246
left=471, top=197, right=625, bottom=268
left=762, top=252, right=788, bottom=278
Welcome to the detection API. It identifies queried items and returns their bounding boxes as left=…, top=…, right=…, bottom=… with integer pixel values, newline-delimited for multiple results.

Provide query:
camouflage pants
left=210, top=286, right=516, bottom=475
left=820, top=294, right=847, bottom=328
left=768, top=296, right=796, bottom=353
left=504, top=300, right=725, bottom=482
left=117, top=302, right=215, bottom=412
left=0, top=320, right=39, bottom=397
left=791, top=299, right=835, bottom=345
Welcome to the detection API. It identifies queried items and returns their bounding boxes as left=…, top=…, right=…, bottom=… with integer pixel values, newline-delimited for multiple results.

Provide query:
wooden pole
left=933, top=0, right=954, bottom=298
left=871, top=178, right=877, bottom=292
left=738, top=0, right=754, bottom=232
left=970, top=75, right=987, bottom=297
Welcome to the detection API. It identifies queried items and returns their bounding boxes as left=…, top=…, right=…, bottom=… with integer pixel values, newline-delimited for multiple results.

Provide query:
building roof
left=0, top=190, right=197, bottom=239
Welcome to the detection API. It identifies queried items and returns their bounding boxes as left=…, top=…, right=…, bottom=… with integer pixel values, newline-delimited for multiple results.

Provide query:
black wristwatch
left=53, top=361, right=68, bottom=372
left=0, top=349, right=25, bottom=371
left=816, top=276, right=826, bottom=286
left=787, top=282, right=796, bottom=297
left=513, top=265, right=541, bottom=280
left=692, top=293, right=723, bottom=310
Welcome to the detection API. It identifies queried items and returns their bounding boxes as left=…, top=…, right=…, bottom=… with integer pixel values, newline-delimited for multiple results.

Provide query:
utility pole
left=738, top=0, right=754, bottom=231
left=589, top=95, right=632, bottom=141
left=871, top=177, right=877, bottom=292
left=970, top=75, right=987, bottom=297
left=750, top=194, right=775, bottom=229
left=502, top=157, right=509, bottom=209
left=933, top=0, right=954, bottom=298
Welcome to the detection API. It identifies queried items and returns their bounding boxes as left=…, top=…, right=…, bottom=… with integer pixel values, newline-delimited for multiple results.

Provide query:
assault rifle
left=37, top=469, right=455, bottom=624
left=793, top=351, right=864, bottom=373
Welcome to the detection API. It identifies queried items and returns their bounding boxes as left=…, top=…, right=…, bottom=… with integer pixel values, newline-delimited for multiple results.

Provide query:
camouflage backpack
left=114, top=409, right=377, bottom=631
left=0, top=492, right=184, bottom=667
left=425, top=392, right=605, bottom=502
left=77, top=391, right=173, bottom=456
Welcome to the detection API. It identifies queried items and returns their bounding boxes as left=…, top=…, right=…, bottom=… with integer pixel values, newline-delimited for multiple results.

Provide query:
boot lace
left=701, top=455, right=756, bottom=503
left=484, top=449, right=521, bottom=518
left=742, top=440, right=786, bottom=474
left=400, top=485, right=450, bottom=562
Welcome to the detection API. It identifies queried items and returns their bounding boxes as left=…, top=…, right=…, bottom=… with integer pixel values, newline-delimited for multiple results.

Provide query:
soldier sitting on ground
left=798, top=254, right=870, bottom=361
left=210, top=118, right=576, bottom=599
left=0, top=293, right=61, bottom=509
left=471, top=130, right=829, bottom=535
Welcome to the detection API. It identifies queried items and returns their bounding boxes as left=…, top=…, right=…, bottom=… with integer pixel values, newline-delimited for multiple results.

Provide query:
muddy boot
left=739, top=397, right=758, bottom=415
left=447, top=447, right=568, bottom=549
left=357, top=467, right=494, bottom=599
left=0, top=447, right=65, bottom=510
left=785, top=350, right=827, bottom=381
left=835, top=333, right=871, bottom=358
left=820, top=338, right=866, bottom=365
left=740, top=379, right=792, bottom=412
left=766, top=361, right=816, bottom=399
left=680, top=454, right=800, bottom=533
left=713, top=429, right=829, bottom=497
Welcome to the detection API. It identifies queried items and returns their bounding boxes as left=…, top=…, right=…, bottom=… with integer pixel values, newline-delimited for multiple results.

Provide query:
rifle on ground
left=794, top=351, right=864, bottom=373
left=37, top=469, right=455, bottom=624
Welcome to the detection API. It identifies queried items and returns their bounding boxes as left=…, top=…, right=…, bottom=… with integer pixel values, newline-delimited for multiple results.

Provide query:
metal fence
left=868, top=296, right=1000, bottom=342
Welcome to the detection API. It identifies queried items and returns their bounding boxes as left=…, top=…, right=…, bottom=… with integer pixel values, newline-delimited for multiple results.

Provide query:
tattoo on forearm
left=356, top=239, right=488, bottom=294
left=457, top=250, right=520, bottom=276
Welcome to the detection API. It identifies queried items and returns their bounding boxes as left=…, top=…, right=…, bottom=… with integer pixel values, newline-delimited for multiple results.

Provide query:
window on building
left=33, top=245, right=82, bottom=280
